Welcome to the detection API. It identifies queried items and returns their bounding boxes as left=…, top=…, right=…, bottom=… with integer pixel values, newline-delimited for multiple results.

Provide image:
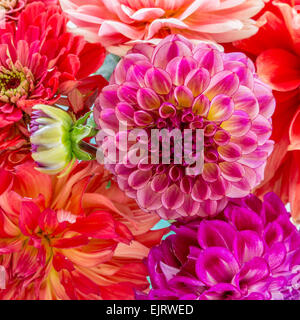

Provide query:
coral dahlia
left=0, top=160, right=166, bottom=299
left=60, top=0, right=265, bottom=55
left=94, top=35, right=275, bottom=220
left=141, top=193, right=300, bottom=300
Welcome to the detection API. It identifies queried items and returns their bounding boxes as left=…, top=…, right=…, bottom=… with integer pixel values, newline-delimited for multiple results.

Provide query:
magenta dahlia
left=140, top=192, right=300, bottom=300
left=94, top=34, right=275, bottom=220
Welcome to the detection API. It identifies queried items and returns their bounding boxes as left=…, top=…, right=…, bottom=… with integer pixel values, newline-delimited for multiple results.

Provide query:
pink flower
left=60, top=0, right=265, bottom=55
left=94, top=35, right=275, bottom=220
left=140, top=193, right=300, bottom=300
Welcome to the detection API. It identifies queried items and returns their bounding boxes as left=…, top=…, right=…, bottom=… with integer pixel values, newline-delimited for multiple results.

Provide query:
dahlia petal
left=19, top=201, right=40, bottom=236
left=137, top=87, right=161, bottom=110
left=151, top=174, right=169, bottom=193
left=234, top=257, right=269, bottom=293
left=184, top=69, right=209, bottom=98
left=144, top=67, right=172, bottom=94
left=174, top=86, right=194, bottom=108
left=233, top=86, right=259, bottom=119
left=193, top=48, right=223, bottom=76
left=253, top=81, right=276, bottom=119
left=134, top=110, right=154, bottom=126
left=256, top=48, right=300, bottom=91
left=225, top=206, right=263, bottom=234
left=192, top=95, right=210, bottom=117
left=251, top=115, right=272, bottom=145
left=137, top=183, right=162, bottom=210
left=99, top=108, right=119, bottom=130
left=218, top=143, right=241, bottom=162
left=198, top=199, right=219, bottom=217
left=221, top=111, right=251, bottom=137
left=213, top=130, right=230, bottom=146
left=231, top=131, right=258, bottom=155
left=202, top=163, right=220, bottom=182
left=219, top=162, right=245, bottom=182
left=161, top=184, right=185, bottom=210
left=200, top=283, right=242, bottom=300
left=114, top=53, right=149, bottom=84
left=191, top=178, right=211, bottom=201
left=159, top=102, right=177, bottom=118
left=198, top=220, right=235, bottom=250
left=204, top=71, right=239, bottom=100
left=264, top=243, right=286, bottom=271
left=128, top=169, right=152, bottom=190
left=263, top=192, right=288, bottom=224
left=126, top=61, right=152, bottom=86
left=196, top=247, right=240, bottom=287
left=180, top=176, right=193, bottom=194
left=224, top=61, right=254, bottom=89
left=228, top=167, right=257, bottom=198
left=70, top=211, right=118, bottom=239
left=233, top=230, right=264, bottom=264
left=152, top=39, right=192, bottom=69
left=117, top=81, right=139, bottom=104
left=0, top=167, right=13, bottom=195
left=264, top=222, right=284, bottom=248
left=125, top=7, right=165, bottom=21
left=209, top=176, right=228, bottom=197
left=116, top=102, right=135, bottom=124
left=166, top=56, right=197, bottom=86
left=207, top=94, right=234, bottom=122
left=177, top=195, right=200, bottom=217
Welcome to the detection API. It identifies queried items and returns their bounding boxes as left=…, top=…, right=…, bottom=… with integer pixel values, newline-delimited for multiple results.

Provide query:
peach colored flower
left=0, top=161, right=166, bottom=299
left=60, top=0, right=266, bottom=55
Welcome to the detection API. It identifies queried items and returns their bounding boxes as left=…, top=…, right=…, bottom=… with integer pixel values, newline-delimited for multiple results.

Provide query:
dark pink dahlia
left=140, top=192, right=300, bottom=300
left=94, top=34, right=275, bottom=220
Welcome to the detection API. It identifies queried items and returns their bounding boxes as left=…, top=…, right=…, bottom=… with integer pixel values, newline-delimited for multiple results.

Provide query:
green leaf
left=95, top=54, right=121, bottom=81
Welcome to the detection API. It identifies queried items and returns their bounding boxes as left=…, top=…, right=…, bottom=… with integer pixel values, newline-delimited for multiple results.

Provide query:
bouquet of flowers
left=0, top=0, right=300, bottom=300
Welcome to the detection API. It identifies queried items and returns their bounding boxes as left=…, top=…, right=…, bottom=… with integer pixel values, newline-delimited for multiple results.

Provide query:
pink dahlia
left=141, top=193, right=300, bottom=300
left=0, top=160, right=166, bottom=300
left=94, top=35, right=275, bottom=220
left=0, top=1, right=106, bottom=128
left=60, top=0, right=265, bottom=55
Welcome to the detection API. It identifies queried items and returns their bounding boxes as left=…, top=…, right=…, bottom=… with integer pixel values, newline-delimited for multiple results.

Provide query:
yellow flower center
left=0, top=63, right=35, bottom=103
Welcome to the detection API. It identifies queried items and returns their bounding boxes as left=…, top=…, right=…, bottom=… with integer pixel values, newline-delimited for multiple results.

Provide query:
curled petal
left=207, top=94, right=234, bottom=122
left=144, top=68, right=172, bottom=94
left=166, top=56, right=197, bottom=86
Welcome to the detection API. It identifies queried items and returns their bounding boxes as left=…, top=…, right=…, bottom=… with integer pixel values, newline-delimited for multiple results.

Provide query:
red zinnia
left=0, top=1, right=106, bottom=169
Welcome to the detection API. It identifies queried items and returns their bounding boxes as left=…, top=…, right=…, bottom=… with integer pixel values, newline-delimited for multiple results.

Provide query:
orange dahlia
left=0, top=160, right=166, bottom=299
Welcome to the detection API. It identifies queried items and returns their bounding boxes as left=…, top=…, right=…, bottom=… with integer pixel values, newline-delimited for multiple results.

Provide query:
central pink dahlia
left=94, top=35, right=275, bottom=220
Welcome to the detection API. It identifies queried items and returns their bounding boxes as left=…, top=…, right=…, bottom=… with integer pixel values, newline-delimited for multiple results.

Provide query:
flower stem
left=78, top=141, right=97, bottom=158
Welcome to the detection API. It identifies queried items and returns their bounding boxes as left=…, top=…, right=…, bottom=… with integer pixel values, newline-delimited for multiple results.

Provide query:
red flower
left=233, top=0, right=300, bottom=222
left=0, top=1, right=106, bottom=169
left=0, top=120, right=31, bottom=170
left=0, top=161, right=166, bottom=299
left=0, top=1, right=59, bottom=21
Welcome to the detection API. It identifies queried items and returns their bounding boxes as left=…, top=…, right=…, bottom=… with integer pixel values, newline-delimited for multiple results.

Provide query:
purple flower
left=141, top=193, right=300, bottom=300
left=94, top=34, right=275, bottom=220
